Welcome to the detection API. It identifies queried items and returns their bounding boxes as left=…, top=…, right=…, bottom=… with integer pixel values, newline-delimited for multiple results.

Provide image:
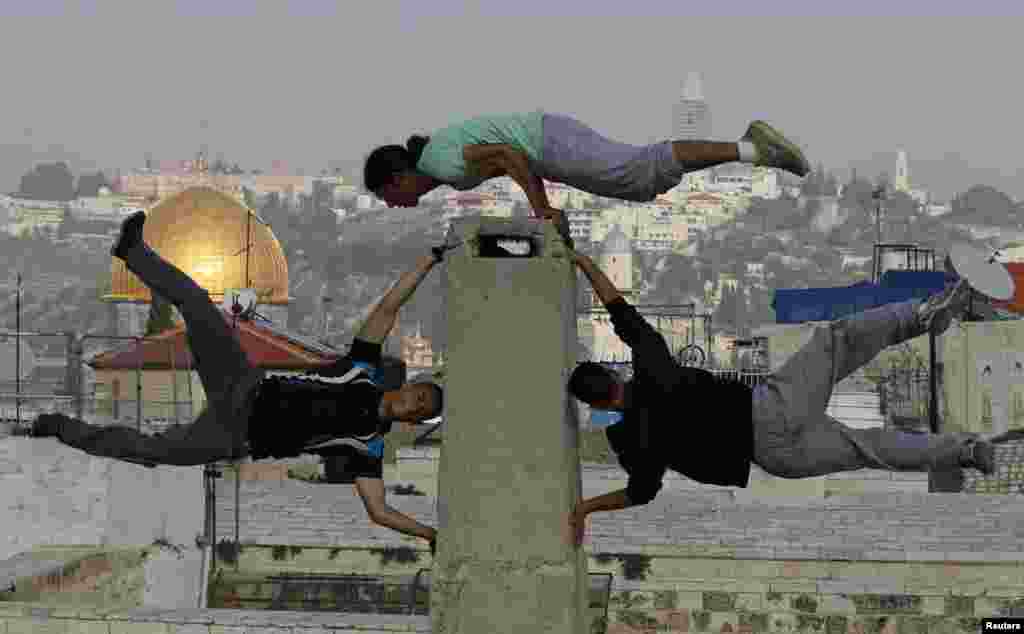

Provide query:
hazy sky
left=1, top=1, right=1022, bottom=201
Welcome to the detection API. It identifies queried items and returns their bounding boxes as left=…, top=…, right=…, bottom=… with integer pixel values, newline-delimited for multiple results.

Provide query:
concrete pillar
left=431, top=217, right=587, bottom=634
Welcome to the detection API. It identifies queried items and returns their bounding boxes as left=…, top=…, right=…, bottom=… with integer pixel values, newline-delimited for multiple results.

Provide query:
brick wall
left=203, top=477, right=1023, bottom=633
left=963, top=437, right=1024, bottom=493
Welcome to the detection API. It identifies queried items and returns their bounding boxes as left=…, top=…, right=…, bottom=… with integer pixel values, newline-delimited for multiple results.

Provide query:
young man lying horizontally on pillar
left=564, top=247, right=995, bottom=547
left=22, top=211, right=445, bottom=554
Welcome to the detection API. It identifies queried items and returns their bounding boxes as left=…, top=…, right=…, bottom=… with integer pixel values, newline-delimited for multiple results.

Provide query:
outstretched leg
left=772, top=277, right=971, bottom=425
left=753, top=395, right=980, bottom=478
left=752, top=282, right=993, bottom=478
left=115, top=218, right=260, bottom=412
left=671, top=122, right=811, bottom=177
left=34, top=408, right=236, bottom=466
left=41, top=212, right=264, bottom=465
left=531, top=114, right=809, bottom=206
left=770, top=299, right=927, bottom=424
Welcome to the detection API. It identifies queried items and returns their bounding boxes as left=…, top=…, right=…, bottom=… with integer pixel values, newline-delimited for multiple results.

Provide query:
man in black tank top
left=23, top=211, right=445, bottom=552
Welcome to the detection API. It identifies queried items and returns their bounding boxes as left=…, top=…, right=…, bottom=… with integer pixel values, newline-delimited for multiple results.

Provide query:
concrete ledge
left=0, top=552, right=77, bottom=591
left=0, top=604, right=432, bottom=631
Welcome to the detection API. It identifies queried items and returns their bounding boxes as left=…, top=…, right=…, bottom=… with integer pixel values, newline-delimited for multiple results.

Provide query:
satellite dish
left=222, top=288, right=258, bottom=315
left=949, top=243, right=1015, bottom=301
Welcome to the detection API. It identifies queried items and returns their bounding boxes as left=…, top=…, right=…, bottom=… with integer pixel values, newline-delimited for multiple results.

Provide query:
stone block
left=108, top=623, right=172, bottom=634
left=706, top=611, right=739, bottom=632
left=919, top=596, right=946, bottom=616
left=767, top=580, right=817, bottom=594
left=0, top=605, right=29, bottom=618
left=653, top=609, right=689, bottom=631
left=5, top=617, right=69, bottom=634
left=673, top=591, right=703, bottom=609
left=818, top=593, right=858, bottom=614
left=732, top=593, right=763, bottom=611
left=65, top=621, right=113, bottom=634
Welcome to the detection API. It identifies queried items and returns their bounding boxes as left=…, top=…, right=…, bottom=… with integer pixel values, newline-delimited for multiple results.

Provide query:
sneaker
left=961, top=437, right=995, bottom=475
left=29, top=413, right=64, bottom=438
left=741, top=121, right=811, bottom=178
left=917, top=278, right=971, bottom=335
left=110, top=211, right=147, bottom=260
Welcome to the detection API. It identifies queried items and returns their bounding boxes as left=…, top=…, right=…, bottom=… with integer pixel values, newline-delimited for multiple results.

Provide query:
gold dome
left=105, top=187, right=290, bottom=304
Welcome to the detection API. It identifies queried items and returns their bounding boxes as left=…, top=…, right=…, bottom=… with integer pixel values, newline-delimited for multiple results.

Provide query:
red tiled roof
left=87, top=309, right=342, bottom=371
left=992, top=263, right=1024, bottom=313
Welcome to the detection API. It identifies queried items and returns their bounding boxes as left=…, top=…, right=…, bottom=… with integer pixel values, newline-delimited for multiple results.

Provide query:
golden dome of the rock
left=105, top=187, right=290, bottom=304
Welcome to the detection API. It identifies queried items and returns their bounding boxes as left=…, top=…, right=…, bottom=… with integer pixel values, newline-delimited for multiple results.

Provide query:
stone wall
left=200, top=478, right=1024, bottom=633
left=963, top=437, right=1024, bottom=493
left=0, top=605, right=432, bottom=633
left=2, top=466, right=1023, bottom=632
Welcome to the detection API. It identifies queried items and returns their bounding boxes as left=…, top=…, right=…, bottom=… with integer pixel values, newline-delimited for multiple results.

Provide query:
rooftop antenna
left=199, top=119, right=209, bottom=172
left=231, top=192, right=271, bottom=322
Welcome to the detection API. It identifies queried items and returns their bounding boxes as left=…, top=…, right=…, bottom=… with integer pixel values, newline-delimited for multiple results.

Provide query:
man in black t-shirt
left=565, top=248, right=995, bottom=547
left=24, top=211, right=445, bottom=552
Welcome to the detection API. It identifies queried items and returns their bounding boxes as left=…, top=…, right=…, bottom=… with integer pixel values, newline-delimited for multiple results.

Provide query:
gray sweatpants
left=532, top=113, right=685, bottom=202
left=752, top=300, right=973, bottom=478
left=53, top=242, right=265, bottom=466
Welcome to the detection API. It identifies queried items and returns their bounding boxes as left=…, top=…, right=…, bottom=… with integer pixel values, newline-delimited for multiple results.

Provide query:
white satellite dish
left=949, top=243, right=1015, bottom=301
left=222, top=288, right=258, bottom=314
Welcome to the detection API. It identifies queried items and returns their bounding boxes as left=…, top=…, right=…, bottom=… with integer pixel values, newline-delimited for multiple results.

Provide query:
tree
left=746, top=196, right=805, bottom=232
left=19, top=162, right=76, bottom=200
left=714, top=285, right=747, bottom=336
left=57, top=206, right=74, bottom=239
left=749, top=286, right=775, bottom=327
left=883, top=190, right=918, bottom=220
left=145, top=294, right=177, bottom=336
left=840, top=177, right=876, bottom=222
left=75, top=170, right=111, bottom=197
left=949, top=185, right=1017, bottom=226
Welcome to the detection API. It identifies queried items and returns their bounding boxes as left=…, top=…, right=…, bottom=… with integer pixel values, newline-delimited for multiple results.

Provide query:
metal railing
left=0, top=331, right=195, bottom=431
left=879, top=368, right=931, bottom=430
left=244, top=570, right=614, bottom=621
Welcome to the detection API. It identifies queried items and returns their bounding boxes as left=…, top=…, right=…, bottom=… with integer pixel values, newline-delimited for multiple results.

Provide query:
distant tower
left=673, top=72, right=711, bottom=140
left=601, top=224, right=633, bottom=299
left=894, top=150, right=910, bottom=192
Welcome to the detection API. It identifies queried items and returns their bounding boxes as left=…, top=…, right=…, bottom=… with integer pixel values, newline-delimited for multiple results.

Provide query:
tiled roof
left=87, top=310, right=342, bottom=371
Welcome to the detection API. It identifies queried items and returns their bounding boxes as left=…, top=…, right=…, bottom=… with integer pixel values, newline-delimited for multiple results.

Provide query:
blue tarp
left=589, top=409, right=623, bottom=428
left=772, top=271, right=948, bottom=324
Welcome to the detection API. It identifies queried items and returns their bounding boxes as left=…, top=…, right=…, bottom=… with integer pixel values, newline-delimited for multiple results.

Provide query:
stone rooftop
left=214, top=464, right=1024, bottom=562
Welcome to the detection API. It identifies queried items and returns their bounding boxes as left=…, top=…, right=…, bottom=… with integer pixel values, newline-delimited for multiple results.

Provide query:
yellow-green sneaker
left=742, top=121, right=811, bottom=178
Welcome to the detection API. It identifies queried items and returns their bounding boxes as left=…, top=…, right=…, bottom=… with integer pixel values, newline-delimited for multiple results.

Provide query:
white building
left=705, top=164, right=753, bottom=195
left=567, top=208, right=600, bottom=244
left=673, top=71, right=711, bottom=140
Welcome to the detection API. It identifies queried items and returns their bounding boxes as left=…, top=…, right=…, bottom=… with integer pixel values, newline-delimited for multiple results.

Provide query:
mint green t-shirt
left=416, top=110, right=545, bottom=191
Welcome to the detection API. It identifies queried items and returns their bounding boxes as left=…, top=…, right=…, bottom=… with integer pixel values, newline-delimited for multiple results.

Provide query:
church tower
left=894, top=150, right=910, bottom=192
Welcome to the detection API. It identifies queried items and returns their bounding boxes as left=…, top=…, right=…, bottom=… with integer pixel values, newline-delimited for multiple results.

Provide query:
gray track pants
left=752, top=300, right=973, bottom=478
